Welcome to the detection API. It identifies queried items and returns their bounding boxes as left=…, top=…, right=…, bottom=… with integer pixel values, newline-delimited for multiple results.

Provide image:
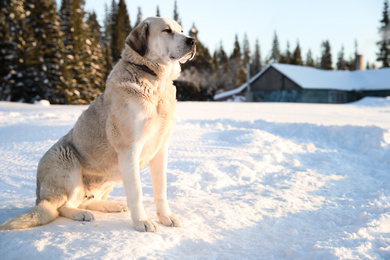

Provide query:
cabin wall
left=251, top=67, right=301, bottom=92
left=361, top=90, right=390, bottom=98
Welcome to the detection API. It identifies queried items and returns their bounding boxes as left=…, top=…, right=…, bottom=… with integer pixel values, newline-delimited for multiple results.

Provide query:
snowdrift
left=351, top=96, right=390, bottom=107
left=0, top=99, right=389, bottom=259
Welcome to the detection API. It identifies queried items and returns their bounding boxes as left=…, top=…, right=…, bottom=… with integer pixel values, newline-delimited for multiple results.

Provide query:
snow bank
left=351, top=96, right=390, bottom=107
left=0, top=101, right=389, bottom=259
left=225, top=95, right=245, bottom=102
left=33, top=100, right=50, bottom=106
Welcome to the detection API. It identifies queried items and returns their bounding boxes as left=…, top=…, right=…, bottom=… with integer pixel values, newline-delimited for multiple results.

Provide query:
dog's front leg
left=150, top=145, right=181, bottom=228
left=118, top=146, right=158, bottom=232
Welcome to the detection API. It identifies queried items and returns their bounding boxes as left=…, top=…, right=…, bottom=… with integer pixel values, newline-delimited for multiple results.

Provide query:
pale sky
left=76, top=0, right=384, bottom=67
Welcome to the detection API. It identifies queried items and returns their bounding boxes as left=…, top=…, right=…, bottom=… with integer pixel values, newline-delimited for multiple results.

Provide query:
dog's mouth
left=189, top=46, right=196, bottom=61
left=179, top=46, right=196, bottom=64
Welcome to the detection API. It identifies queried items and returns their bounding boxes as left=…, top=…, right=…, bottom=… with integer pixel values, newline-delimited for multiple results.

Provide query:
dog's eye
left=163, top=28, right=173, bottom=34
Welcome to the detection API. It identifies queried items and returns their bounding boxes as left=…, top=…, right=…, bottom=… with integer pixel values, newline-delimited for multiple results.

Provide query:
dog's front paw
left=158, top=213, right=181, bottom=227
left=75, top=210, right=95, bottom=222
left=105, top=201, right=128, bottom=213
left=133, top=219, right=158, bottom=232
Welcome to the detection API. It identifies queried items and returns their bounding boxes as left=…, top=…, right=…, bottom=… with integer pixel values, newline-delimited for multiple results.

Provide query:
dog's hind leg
left=56, top=174, right=96, bottom=221
left=38, top=142, right=95, bottom=222
left=1, top=142, right=90, bottom=230
left=57, top=183, right=96, bottom=221
left=77, top=182, right=127, bottom=213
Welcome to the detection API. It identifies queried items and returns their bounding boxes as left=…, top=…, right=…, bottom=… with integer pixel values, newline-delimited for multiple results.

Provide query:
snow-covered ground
left=0, top=98, right=390, bottom=259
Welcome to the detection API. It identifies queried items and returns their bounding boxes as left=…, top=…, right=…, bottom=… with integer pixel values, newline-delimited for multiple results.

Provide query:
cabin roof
left=214, top=64, right=390, bottom=100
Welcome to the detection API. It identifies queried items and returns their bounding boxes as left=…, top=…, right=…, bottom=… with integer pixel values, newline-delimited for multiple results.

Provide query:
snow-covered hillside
left=0, top=98, right=390, bottom=259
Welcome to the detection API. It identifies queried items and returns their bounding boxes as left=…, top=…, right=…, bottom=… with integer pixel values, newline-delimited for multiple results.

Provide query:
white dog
left=0, top=17, right=196, bottom=232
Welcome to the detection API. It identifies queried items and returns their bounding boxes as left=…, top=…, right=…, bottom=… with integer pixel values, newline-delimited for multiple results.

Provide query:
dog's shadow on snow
left=0, top=207, right=32, bottom=224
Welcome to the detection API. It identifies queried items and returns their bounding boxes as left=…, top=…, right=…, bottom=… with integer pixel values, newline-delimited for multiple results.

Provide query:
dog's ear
left=126, top=22, right=149, bottom=56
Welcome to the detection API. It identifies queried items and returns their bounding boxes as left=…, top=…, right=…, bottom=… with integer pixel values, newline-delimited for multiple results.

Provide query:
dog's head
left=126, top=17, right=196, bottom=64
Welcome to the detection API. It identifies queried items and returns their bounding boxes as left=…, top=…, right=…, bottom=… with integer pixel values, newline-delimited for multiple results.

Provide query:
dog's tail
left=0, top=200, right=59, bottom=231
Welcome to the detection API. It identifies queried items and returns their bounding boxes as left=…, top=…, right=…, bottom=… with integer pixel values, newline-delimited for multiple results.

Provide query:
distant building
left=214, top=64, right=390, bottom=103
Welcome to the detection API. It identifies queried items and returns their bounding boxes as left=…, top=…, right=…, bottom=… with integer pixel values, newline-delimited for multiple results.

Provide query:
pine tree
left=305, top=49, right=315, bottom=67
left=86, top=12, right=105, bottom=96
left=377, top=0, right=390, bottom=67
left=135, top=7, right=142, bottom=27
left=230, top=35, right=241, bottom=61
left=212, top=51, right=218, bottom=75
left=102, top=4, right=113, bottom=81
left=156, top=5, right=160, bottom=17
left=269, top=31, right=281, bottom=63
left=21, top=0, right=67, bottom=103
left=109, top=0, right=118, bottom=62
left=345, top=40, right=358, bottom=70
left=250, top=39, right=262, bottom=76
left=214, top=43, right=229, bottom=90
left=315, top=57, right=321, bottom=68
left=217, top=43, right=229, bottom=71
left=346, top=56, right=356, bottom=71
left=291, top=41, right=303, bottom=65
left=109, top=0, right=118, bottom=60
left=336, top=46, right=347, bottom=70
left=111, top=0, right=131, bottom=63
left=173, top=0, right=181, bottom=25
left=354, top=39, right=359, bottom=56
left=280, top=41, right=292, bottom=64
left=18, top=0, right=41, bottom=102
left=60, top=0, right=100, bottom=104
left=280, top=42, right=289, bottom=64
left=242, top=33, right=251, bottom=67
left=3, top=0, right=30, bottom=102
left=320, top=40, right=333, bottom=70
left=0, top=0, right=19, bottom=100
left=59, top=0, right=74, bottom=103
left=228, top=35, right=246, bottom=90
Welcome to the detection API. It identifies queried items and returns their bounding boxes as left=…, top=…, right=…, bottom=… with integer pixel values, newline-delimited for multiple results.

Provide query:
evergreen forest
left=1, top=0, right=389, bottom=104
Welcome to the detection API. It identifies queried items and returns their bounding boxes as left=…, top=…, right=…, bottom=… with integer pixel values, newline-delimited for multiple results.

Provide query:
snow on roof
left=213, top=67, right=269, bottom=100
left=213, top=83, right=248, bottom=101
left=272, top=64, right=390, bottom=91
left=214, top=64, right=390, bottom=100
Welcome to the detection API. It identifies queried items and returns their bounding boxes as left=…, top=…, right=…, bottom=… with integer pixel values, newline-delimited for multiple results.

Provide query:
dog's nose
left=186, top=37, right=196, bottom=46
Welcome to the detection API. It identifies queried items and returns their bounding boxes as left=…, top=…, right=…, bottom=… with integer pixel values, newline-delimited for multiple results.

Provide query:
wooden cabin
left=214, top=64, right=390, bottom=103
